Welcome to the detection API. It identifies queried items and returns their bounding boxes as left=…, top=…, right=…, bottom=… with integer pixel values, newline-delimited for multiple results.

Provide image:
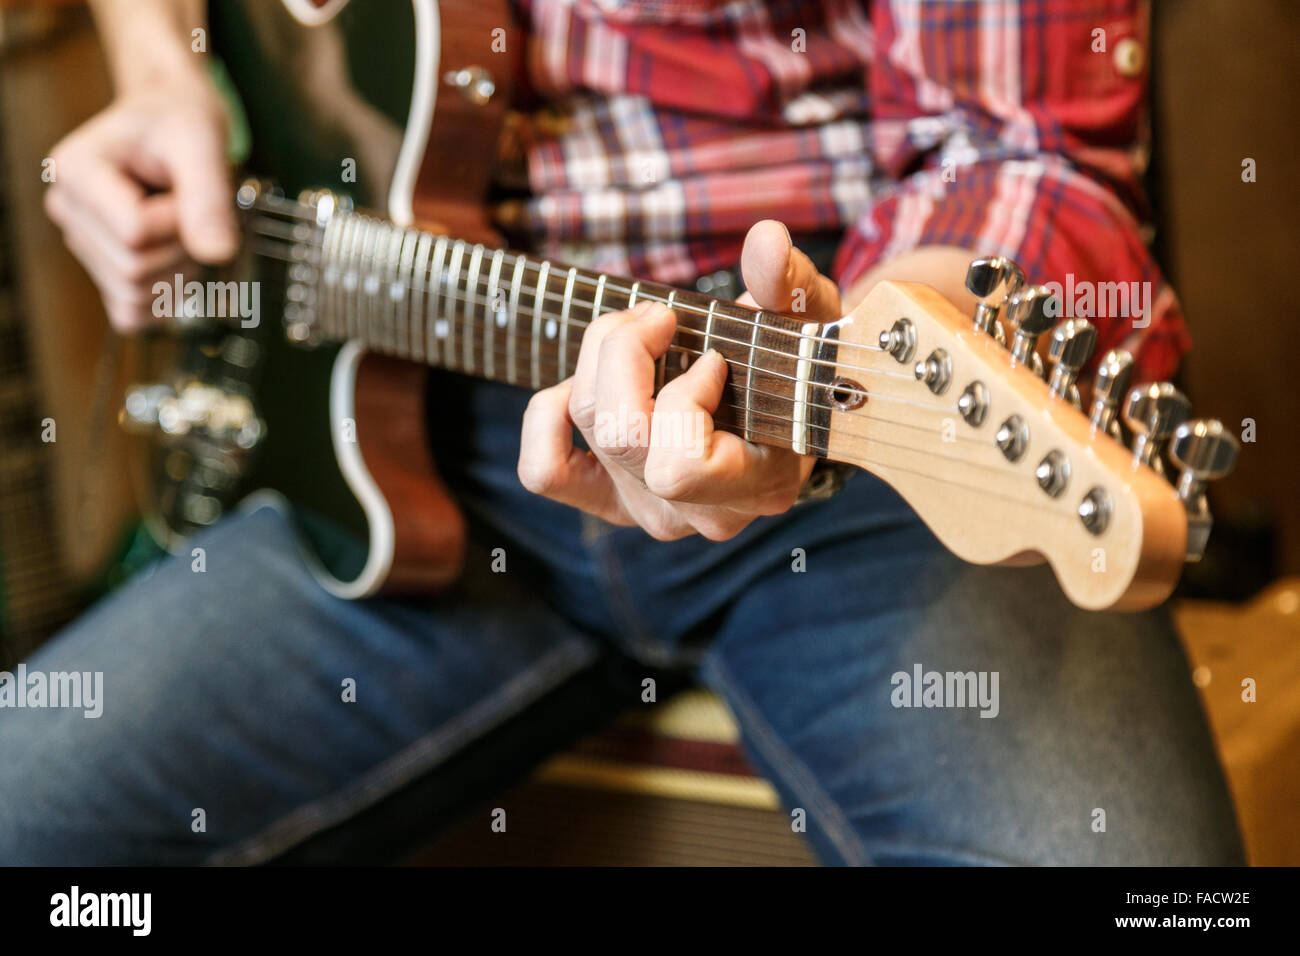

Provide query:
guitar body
left=208, top=0, right=516, bottom=596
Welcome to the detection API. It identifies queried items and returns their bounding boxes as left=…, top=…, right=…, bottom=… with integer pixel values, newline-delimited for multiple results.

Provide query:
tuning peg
left=1122, top=383, right=1191, bottom=475
left=1005, top=285, right=1055, bottom=377
left=965, top=256, right=1024, bottom=344
left=1168, top=419, right=1239, bottom=561
left=1046, top=319, right=1097, bottom=408
left=1087, top=349, right=1134, bottom=439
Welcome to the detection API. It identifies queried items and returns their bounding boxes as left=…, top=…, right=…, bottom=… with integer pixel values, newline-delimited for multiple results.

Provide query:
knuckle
left=567, top=392, right=597, bottom=433
left=643, top=454, right=699, bottom=502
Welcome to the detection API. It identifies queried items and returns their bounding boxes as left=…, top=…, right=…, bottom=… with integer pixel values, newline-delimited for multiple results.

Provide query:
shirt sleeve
left=833, top=0, right=1190, bottom=382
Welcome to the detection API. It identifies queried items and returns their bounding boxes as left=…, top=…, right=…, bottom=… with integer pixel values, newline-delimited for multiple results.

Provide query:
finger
left=50, top=188, right=190, bottom=286
left=51, top=146, right=178, bottom=251
left=644, top=349, right=811, bottom=511
left=739, top=219, right=841, bottom=323
left=157, top=118, right=238, bottom=265
left=518, top=380, right=633, bottom=525
left=590, top=301, right=677, bottom=477
left=568, top=300, right=672, bottom=436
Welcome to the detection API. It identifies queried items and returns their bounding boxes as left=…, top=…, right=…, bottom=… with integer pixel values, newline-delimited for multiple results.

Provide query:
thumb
left=162, top=117, right=238, bottom=265
left=739, top=219, right=841, bottom=323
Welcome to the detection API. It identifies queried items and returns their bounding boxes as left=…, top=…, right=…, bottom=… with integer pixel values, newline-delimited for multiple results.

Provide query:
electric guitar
left=124, top=0, right=1237, bottom=612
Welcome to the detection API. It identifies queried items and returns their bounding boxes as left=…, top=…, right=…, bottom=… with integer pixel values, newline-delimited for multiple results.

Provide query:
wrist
left=91, top=0, right=210, bottom=96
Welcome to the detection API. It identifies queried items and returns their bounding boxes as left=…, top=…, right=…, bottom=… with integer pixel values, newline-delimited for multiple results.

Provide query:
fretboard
left=267, top=207, right=837, bottom=456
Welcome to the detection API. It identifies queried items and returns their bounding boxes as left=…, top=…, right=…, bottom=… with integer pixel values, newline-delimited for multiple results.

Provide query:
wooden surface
left=1153, top=1, right=1300, bottom=576
left=1175, top=578, right=1300, bottom=866
left=0, top=6, right=135, bottom=585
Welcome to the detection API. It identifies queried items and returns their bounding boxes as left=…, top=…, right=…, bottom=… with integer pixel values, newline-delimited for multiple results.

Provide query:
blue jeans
left=0, top=378, right=1243, bottom=865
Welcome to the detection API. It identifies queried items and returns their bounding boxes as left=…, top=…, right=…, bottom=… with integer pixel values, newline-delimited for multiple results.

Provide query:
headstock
left=822, top=263, right=1237, bottom=611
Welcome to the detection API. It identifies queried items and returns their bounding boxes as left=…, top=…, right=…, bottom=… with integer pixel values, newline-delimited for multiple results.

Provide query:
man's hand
left=518, top=219, right=842, bottom=541
left=44, top=80, right=237, bottom=332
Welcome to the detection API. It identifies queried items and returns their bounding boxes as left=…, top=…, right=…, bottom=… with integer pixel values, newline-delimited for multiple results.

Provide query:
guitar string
left=247, top=203, right=886, bottom=356
left=245, top=238, right=1113, bottom=506
left=251, top=234, right=963, bottom=428
left=250, top=219, right=925, bottom=392
left=250, top=226, right=962, bottom=415
left=248, top=206, right=923, bottom=364
left=249, top=234, right=1074, bottom=462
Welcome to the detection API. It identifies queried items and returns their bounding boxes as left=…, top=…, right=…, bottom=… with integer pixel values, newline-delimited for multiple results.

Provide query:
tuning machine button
left=1047, top=319, right=1097, bottom=408
left=1088, top=349, right=1135, bottom=439
left=913, top=349, right=952, bottom=395
left=995, top=415, right=1029, bottom=461
left=1005, top=285, right=1055, bottom=378
left=1168, top=419, right=1239, bottom=561
left=1122, top=383, right=1191, bottom=476
left=878, top=317, right=917, bottom=364
left=965, top=256, right=1025, bottom=345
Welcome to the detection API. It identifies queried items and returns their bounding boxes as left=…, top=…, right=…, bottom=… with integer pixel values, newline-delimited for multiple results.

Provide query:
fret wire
left=628, top=280, right=640, bottom=308
left=347, top=217, right=371, bottom=343
left=411, top=232, right=432, bottom=363
left=531, top=260, right=550, bottom=391
left=442, top=241, right=465, bottom=368
left=359, top=218, right=382, bottom=350
left=657, top=290, right=676, bottom=394
left=335, top=216, right=355, bottom=341
left=592, top=274, right=606, bottom=325
left=507, top=253, right=526, bottom=386
left=321, top=214, right=344, bottom=338
left=396, top=228, right=418, bottom=358
left=744, top=307, right=761, bottom=441
left=426, top=235, right=449, bottom=365
left=463, top=245, right=485, bottom=374
left=382, top=224, right=404, bottom=357
left=703, top=298, right=716, bottom=354
left=484, top=248, right=505, bottom=381
left=559, top=267, right=577, bottom=379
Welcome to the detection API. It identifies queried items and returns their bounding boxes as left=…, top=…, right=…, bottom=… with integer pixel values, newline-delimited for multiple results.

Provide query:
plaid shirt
left=510, top=0, right=1189, bottom=380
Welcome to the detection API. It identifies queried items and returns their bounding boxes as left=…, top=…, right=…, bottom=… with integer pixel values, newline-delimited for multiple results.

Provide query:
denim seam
left=204, top=636, right=598, bottom=865
left=703, top=653, right=873, bottom=867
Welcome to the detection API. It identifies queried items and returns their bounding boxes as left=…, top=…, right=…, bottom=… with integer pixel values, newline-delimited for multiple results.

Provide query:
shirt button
left=1114, top=37, right=1144, bottom=77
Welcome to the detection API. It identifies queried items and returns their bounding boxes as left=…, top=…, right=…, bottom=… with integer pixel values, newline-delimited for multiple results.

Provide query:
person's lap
left=0, top=468, right=1244, bottom=865
left=0, top=502, right=614, bottom=864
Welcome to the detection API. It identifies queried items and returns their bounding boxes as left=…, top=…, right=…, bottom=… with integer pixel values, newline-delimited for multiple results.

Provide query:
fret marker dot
left=435, top=319, right=449, bottom=338
left=323, top=268, right=337, bottom=286
left=343, top=271, right=357, bottom=290
left=389, top=282, right=405, bottom=301
left=545, top=319, right=558, bottom=339
left=364, top=275, right=380, bottom=295
left=495, top=308, right=509, bottom=328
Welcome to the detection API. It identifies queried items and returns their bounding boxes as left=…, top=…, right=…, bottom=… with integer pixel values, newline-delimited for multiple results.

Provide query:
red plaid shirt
left=511, top=0, right=1189, bottom=381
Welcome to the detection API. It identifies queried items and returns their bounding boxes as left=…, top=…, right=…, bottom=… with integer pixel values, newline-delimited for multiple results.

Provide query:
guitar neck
left=258, top=201, right=836, bottom=458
